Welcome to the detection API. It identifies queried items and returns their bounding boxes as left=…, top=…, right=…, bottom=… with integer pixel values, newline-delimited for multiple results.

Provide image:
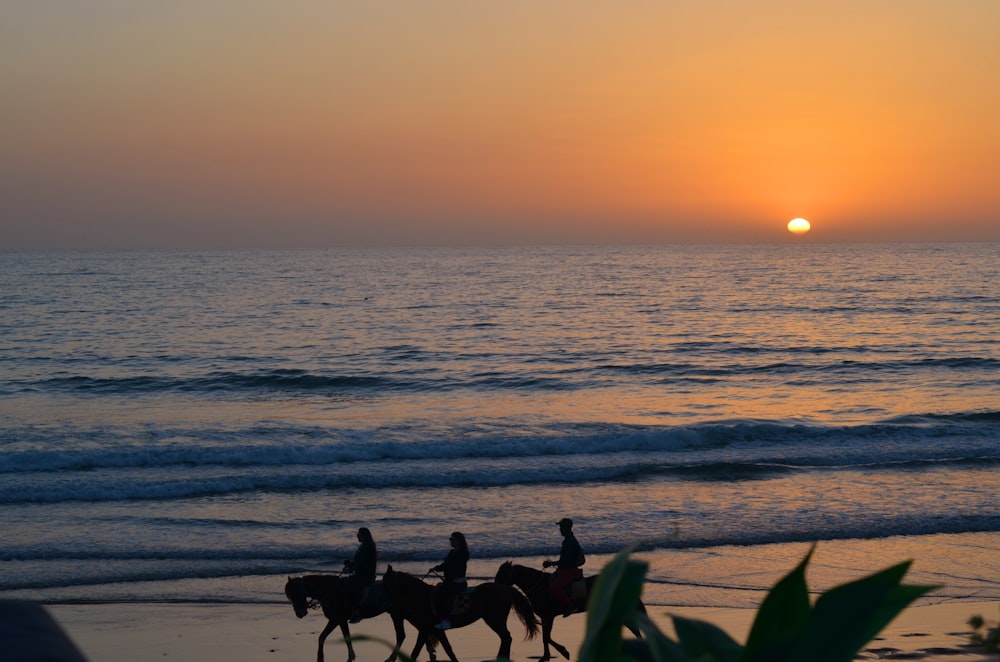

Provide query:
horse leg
left=406, top=629, right=430, bottom=662
left=408, top=629, right=441, bottom=662
left=384, top=614, right=406, bottom=662
left=339, top=621, right=357, bottom=662
left=544, top=614, right=571, bottom=660
left=316, top=619, right=338, bottom=662
left=488, top=617, right=513, bottom=661
left=548, top=641, right=571, bottom=660
left=427, top=634, right=437, bottom=662
left=538, top=616, right=553, bottom=661
left=432, top=630, right=460, bottom=662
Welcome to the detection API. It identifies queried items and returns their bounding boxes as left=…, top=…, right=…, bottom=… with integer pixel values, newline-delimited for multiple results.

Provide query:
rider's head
left=357, top=527, right=373, bottom=543
left=557, top=518, right=573, bottom=534
left=450, top=531, right=468, bottom=550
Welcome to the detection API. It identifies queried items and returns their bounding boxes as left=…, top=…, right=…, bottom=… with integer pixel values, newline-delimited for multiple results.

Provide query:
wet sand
left=42, top=599, right=997, bottom=662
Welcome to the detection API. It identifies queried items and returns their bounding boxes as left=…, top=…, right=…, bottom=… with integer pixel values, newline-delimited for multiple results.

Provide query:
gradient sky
left=3, top=1, right=999, bottom=250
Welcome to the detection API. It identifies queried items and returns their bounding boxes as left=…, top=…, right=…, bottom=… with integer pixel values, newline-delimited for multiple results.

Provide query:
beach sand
left=37, top=599, right=997, bottom=662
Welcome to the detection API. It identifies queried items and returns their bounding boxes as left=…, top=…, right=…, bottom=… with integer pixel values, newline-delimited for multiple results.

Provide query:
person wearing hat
left=542, top=517, right=585, bottom=616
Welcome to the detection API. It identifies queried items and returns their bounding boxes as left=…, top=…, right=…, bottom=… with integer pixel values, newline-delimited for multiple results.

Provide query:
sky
left=3, top=1, right=999, bottom=250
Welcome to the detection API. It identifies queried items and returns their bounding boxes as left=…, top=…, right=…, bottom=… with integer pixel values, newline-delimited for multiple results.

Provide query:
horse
left=494, top=562, right=646, bottom=661
left=381, top=565, right=538, bottom=662
left=284, top=574, right=436, bottom=662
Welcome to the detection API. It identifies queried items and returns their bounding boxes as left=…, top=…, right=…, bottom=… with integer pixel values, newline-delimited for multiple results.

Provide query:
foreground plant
left=580, top=544, right=938, bottom=662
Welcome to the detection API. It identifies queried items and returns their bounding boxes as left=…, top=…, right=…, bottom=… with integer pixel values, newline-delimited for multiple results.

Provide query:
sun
left=787, top=218, right=811, bottom=234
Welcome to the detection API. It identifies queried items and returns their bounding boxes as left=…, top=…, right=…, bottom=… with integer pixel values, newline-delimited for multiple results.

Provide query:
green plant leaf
left=577, top=545, right=937, bottom=662
left=622, top=610, right=691, bottom=662
left=743, top=544, right=815, bottom=662
left=672, top=615, right=743, bottom=662
left=580, top=546, right=648, bottom=662
left=619, top=639, right=656, bottom=662
left=790, top=560, right=938, bottom=662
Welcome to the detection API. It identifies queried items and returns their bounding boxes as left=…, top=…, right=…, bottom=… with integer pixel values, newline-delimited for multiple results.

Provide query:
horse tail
left=508, top=585, right=539, bottom=640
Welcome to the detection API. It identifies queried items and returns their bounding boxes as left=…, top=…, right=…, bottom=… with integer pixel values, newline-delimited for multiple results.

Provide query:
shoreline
left=38, top=599, right=997, bottom=661
left=9, top=534, right=999, bottom=661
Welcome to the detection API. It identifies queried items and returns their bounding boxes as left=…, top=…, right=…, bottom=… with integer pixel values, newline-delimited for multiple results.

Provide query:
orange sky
left=2, top=1, right=999, bottom=249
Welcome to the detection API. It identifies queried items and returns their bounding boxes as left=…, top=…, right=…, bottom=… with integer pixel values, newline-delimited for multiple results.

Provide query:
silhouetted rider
left=430, top=531, right=469, bottom=630
left=542, top=517, right=584, bottom=616
left=342, top=527, right=377, bottom=622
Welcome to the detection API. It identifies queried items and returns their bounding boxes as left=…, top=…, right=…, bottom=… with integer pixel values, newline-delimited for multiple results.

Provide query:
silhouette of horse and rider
left=494, top=518, right=647, bottom=661
left=284, top=519, right=642, bottom=662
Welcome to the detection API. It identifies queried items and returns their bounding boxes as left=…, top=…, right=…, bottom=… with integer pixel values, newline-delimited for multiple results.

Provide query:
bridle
left=291, top=577, right=323, bottom=611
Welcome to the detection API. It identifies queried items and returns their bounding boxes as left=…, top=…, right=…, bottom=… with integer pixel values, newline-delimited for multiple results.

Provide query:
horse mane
left=386, top=568, right=429, bottom=590
left=510, top=563, right=545, bottom=580
left=311, top=573, right=342, bottom=580
left=303, top=574, right=344, bottom=586
left=286, top=574, right=346, bottom=599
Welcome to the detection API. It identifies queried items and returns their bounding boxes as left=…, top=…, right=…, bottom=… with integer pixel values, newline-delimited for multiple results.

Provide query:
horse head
left=494, top=561, right=513, bottom=585
left=381, top=564, right=429, bottom=601
left=284, top=576, right=310, bottom=618
left=381, top=564, right=400, bottom=593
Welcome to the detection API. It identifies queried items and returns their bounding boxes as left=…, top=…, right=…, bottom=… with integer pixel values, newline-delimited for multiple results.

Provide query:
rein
left=297, top=577, right=326, bottom=611
left=513, top=565, right=549, bottom=596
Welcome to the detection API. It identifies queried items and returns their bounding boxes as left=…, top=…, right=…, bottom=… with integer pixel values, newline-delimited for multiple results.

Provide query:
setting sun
left=787, top=218, right=812, bottom=234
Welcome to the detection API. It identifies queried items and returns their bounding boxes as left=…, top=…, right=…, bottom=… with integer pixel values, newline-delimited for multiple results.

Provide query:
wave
left=34, top=371, right=396, bottom=395
left=2, top=415, right=997, bottom=503
left=6, top=454, right=997, bottom=503
left=4, top=413, right=998, bottom=472
left=886, top=410, right=1000, bottom=424
left=4, top=517, right=999, bottom=594
left=8, top=354, right=999, bottom=397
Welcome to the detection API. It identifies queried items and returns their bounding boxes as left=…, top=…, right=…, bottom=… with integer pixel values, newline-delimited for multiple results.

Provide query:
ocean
left=1, top=243, right=998, bottom=611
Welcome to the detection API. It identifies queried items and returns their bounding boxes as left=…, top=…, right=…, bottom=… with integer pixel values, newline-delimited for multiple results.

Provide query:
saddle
left=357, top=580, right=388, bottom=612
left=449, top=589, right=474, bottom=616
left=432, top=585, right=475, bottom=618
left=549, top=573, right=587, bottom=602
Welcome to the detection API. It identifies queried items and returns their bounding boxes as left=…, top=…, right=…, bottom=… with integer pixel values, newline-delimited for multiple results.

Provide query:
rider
left=429, top=531, right=469, bottom=630
left=542, top=518, right=585, bottom=617
left=342, top=527, right=377, bottom=623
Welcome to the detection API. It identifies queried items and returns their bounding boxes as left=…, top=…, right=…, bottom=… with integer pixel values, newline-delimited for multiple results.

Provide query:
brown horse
left=284, top=574, right=436, bottom=662
left=381, top=565, right=538, bottom=662
left=494, top=562, right=646, bottom=661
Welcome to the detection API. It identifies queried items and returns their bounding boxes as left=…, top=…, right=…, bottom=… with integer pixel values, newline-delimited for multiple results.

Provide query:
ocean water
left=1, top=243, right=998, bottom=610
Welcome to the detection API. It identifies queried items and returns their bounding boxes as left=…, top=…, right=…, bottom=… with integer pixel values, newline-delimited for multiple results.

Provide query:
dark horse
left=381, top=565, right=538, bottom=662
left=284, top=574, right=436, bottom=662
left=494, top=562, right=646, bottom=661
